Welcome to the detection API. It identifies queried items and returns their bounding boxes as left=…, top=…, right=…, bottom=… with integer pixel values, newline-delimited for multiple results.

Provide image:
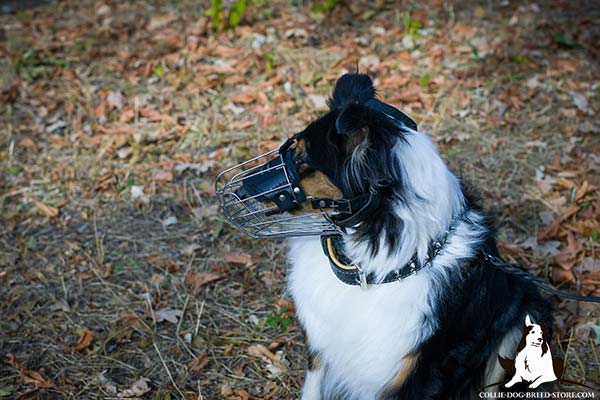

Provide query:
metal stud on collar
left=320, top=213, right=466, bottom=286
left=409, top=261, right=417, bottom=275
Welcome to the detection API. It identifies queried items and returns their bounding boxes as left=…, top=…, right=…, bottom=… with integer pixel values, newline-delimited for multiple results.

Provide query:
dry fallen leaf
left=257, top=140, right=282, bottom=154
left=154, top=308, right=182, bottom=324
left=34, top=201, right=59, bottom=217
left=154, top=171, right=173, bottom=183
left=187, top=353, right=209, bottom=373
left=230, top=119, right=255, bottom=130
left=119, top=108, right=135, bottom=124
left=4, top=353, right=55, bottom=388
left=223, top=253, right=253, bottom=265
left=553, top=267, right=576, bottom=284
left=569, top=91, right=588, bottom=111
left=379, top=75, right=410, bottom=89
left=185, top=271, right=222, bottom=295
left=18, top=137, right=36, bottom=148
left=95, top=99, right=107, bottom=119
left=139, top=108, right=175, bottom=124
left=231, top=91, right=257, bottom=104
left=20, top=370, right=55, bottom=388
left=232, top=389, right=252, bottom=400
left=117, top=378, right=151, bottom=398
left=72, top=327, right=94, bottom=352
left=106, top=91, right=125, bottom=110
left=224, top=252, right=254, bottom=265
left=247, top=344, right=288, bottom=378
left=247, top=344, right=278, bottom=362
left=393, top=83, right=423, bottom=103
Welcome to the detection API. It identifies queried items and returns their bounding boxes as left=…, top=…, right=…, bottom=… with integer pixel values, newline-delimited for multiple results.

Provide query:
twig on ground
left=153, top=342, right=187, bottom=399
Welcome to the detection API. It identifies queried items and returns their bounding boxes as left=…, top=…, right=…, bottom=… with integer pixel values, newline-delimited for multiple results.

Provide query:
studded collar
left=320, top=217, right=460, bottom=288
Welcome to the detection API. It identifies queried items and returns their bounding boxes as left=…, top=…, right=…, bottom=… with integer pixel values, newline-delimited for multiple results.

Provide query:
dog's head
left=517, top=314, right=550, bottom=355
left=290, top=73, right=409, bottom=201
left=218, top=73, right=419, bottom=238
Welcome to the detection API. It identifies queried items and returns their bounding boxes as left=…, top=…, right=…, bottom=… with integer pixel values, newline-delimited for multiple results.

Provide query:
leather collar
left=320, top=220, right=458, bottom=288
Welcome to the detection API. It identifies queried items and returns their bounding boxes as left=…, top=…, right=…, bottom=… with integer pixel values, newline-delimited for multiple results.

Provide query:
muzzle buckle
left=310, top=198, right=353, bottom=214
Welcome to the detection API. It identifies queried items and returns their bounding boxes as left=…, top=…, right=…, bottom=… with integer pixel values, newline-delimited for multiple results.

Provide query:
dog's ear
left=335, top=103, right=369, bottom=135
left=328, top=73, right=375, bottom=110
left=525, top=314, right=534, bottom=327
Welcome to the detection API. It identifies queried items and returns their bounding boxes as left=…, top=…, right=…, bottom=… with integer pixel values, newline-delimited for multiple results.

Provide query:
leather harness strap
left=310, top=189, right=382, bottom=228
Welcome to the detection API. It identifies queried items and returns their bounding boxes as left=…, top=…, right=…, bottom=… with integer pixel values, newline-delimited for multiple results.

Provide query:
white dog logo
left=504, top=315, right=558, bottom=389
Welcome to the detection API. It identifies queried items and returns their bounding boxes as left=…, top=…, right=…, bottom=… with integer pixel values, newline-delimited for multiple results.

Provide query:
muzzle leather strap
left=331, top=190, right=381, bottom=228
left=309, top=189, right=381, bottom=228
left=365, top=98, right=417, bottom=131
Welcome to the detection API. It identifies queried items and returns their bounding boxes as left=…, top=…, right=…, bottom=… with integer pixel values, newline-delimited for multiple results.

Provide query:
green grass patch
left=4, top=166, right=22, bottom=175
left=265, top=306, right=292, bottom=333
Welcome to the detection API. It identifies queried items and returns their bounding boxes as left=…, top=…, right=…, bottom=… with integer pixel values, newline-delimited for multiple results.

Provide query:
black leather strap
left=365, top=98, right=418, bottom=131
left=331, top=191, right=381, bottom=228
left=320, top=219, right=457, bottom=287
left=310, top=197, right=350, bottom=212
left=311, top=191, right=381, bottom=228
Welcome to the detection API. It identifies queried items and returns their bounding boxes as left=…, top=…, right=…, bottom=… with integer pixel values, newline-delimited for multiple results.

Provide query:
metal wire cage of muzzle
left=214, top=146, right=343, bottom=238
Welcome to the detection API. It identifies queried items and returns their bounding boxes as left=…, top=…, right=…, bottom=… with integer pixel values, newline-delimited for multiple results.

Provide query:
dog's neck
left=344, top=130, right=468, bottom=280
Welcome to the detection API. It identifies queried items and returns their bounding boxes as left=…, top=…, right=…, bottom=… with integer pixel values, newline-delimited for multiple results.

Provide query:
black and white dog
left=217, top=72, right=553, bottom=399
left=280, top=74, right=552, bottom=399
left=505, top=315, right=557, bottom=389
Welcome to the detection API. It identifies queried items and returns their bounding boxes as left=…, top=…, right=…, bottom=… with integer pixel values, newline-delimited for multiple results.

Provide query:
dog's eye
left=297, top=164, right=314, bottom=176
left=294, top=149, right=310, bottom=167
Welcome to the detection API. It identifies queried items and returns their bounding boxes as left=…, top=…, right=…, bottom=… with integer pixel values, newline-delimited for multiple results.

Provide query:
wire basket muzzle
left=214, top=148, right=342, bottom=238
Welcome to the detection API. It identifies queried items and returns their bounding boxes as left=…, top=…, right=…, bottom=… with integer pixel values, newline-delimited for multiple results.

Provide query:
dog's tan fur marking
left=293, top=137, right=307, bottom=155
left=299, top=171, right=342, bottom=200
left=381, top=353, right=420, bottom=394
left=288, top=136, right=342, bottom=214
left=289, top=171, right=342, bottom=215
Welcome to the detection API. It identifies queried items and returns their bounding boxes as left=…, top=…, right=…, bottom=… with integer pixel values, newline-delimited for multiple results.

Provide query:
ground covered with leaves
left=0, top=0, right=598, bottom=399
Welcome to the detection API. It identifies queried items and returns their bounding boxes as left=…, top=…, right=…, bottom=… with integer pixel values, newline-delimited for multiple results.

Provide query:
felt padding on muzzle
left=238, top=150, right=306, bottom=212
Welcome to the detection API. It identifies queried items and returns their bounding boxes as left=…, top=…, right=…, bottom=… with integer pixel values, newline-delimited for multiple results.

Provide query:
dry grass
left=0, top=0, right=598, bottom=398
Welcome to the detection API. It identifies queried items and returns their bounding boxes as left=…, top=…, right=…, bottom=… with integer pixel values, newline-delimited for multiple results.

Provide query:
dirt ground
left=0, top=0, right=598, bottom=399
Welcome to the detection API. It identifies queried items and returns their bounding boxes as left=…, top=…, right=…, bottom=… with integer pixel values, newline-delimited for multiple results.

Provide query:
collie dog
left=281, top=74, right=552, bottom=399
left=505, top=315, right=557, bottom=389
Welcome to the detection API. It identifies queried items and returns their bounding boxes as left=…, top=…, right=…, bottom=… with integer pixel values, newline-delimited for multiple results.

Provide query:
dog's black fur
left=383, top=195, right=552, bottom=398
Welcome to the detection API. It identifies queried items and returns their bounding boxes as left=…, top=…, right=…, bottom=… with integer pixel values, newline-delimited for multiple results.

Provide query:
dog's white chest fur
left=287, top=237, right=435, bottom=399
